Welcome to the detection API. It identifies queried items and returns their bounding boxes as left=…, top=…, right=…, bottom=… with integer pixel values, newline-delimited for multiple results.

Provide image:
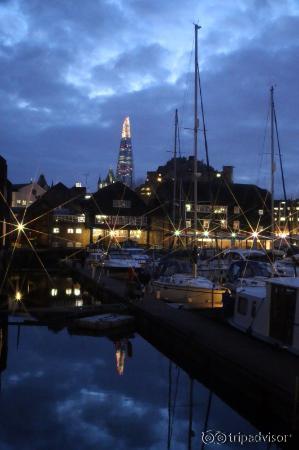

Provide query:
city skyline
left=0, top=1, right=298, bottom=195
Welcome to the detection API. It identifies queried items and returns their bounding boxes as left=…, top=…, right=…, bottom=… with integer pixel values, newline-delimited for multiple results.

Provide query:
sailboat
left=229, top=87, right=299, bottom=354
left=152, top=25, right=225, bottom=309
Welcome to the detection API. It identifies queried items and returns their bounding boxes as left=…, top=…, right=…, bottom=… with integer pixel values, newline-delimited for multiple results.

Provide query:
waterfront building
left=138, top=156, right=233, bottom=201
left=24, top=183, right=89, bottom=249
left=0, top=155, right=12, bottom=248
left=116, top=117, right=134, bottom=187
left=87, top=181, right=148, bottom=245
left=145, top=176, right=271, bottom=249
left=11, top=182, right=46, bottom=209
left=273, top=199, right=299, bottom=238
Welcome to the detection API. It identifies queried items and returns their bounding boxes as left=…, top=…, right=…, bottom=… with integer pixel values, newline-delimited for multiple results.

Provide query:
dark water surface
left=0, top=273, right=281, bottom=449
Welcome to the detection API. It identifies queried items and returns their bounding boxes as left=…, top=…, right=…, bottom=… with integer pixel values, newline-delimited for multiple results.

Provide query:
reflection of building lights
left=15, top=291, right=22, bottom=301
left=252, top=231, right=258, bottom=238
left=51, top=288, right=58, bottom=296
left=174, top=229, right=181, bottom=237
left=74, top=288, right=81, bottom=296
left=203, top=231, right=209, bottom=237
left=66, top=288, right=72, bottom=295
left=75, top=299, right=83, bottom=307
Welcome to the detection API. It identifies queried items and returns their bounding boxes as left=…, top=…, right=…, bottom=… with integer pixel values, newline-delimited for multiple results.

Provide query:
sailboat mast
left=194, top=25, right=200, bottom=241
left=270, top=86, right=275, bottom=242
left=193, top=24, right=200, bottom=276
left=172, top=109, right=178, bottom=225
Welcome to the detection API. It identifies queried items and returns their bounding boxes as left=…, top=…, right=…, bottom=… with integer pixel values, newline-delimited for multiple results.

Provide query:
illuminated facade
left=116, top=117, right=134, bottom=187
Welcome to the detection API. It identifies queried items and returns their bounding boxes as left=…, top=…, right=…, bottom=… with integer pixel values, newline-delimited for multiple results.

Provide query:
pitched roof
left=88, top=181, right=147, bottom=215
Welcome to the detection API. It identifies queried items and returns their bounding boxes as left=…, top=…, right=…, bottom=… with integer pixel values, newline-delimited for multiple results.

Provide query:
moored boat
left=152, top=273, right=225, bottom=308
left=230, top=277, right=299, bottom=355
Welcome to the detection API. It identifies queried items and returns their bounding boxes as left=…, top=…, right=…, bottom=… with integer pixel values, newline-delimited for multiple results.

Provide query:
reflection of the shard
left=114, top=339, right=132, bottom=376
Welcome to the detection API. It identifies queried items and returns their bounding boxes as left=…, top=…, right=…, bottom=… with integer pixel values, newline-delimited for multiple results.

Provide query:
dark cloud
left=0, top=0, right=298, bottom=195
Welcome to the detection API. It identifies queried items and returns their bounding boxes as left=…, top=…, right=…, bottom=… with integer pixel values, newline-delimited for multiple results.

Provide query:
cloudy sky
left=0, top=0, right=298, bottom=195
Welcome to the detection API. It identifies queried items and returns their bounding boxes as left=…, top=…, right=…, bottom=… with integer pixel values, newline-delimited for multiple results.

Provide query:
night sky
left=0, top=0, right=298, bottom=195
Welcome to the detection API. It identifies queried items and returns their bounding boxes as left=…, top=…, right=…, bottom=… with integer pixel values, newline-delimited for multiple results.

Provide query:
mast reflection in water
left=0, top=273, right=281, bottom=449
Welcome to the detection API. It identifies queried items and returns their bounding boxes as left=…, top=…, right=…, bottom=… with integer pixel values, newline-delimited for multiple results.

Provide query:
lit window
left=75, top=228, right=82, bottom=234
left=258, top=209, right=264, bottom=216
left=77, top=215, right=85, bottom=222
left=16, top=199, right=21, bottom=205
left=186, top=220, right=191, bottom=228
left=65, top=288, right=72, bottom=295
left=233, top=220, right=240, bottom=231
left=75, top=182, right=82, bottom=187
left=95, top=215, right=108, bottom=224
left=234, top=206, right=240, bottom=214
left=75, top=242, right=82, bottom=247
left=53, top=228, right=60, bottom=234
left=74, top=288, right=81, bottom=296
left=203, top=220, right=210, bottom=229
left=220, top=219, right=227, bottom=229
left=280, top=217, right=286, bottom=221
left=51, top=289, right=58, bottom=296
left=75, top=299, right=83, bottom=307
left=185, top=204, right=191, bottom=212
left=22, top=200, right=27, bottom=206
left=67, top=228, right=74, bottom=234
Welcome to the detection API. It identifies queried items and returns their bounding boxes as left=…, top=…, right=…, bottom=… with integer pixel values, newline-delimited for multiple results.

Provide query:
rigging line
left=180, top=37, right=195, bottom=132
left=177, top=114, right=182, bottom=158
left=273, top=104, right=290, bottom=232
left=167, top=361, right=172, bottom=450
left=201, top=390, right=213, bottom=450
left=169, top=366, right=181, bottom=444
left=256, top=102, right=271, bottom=187
left=197, top=64, right=210, bottom=174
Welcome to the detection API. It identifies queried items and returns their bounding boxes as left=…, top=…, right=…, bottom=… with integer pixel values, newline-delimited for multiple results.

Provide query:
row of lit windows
left=185, top=204, right=227, bottom=214
left=16, top=199, right=33, bottom=206
left=54, top=214, right=85, bottom=223
left=95, top=215, right=147, bottom=226
left=50, top=288, right=81, bottom=296
left=53, top=228, right=82, bottom=234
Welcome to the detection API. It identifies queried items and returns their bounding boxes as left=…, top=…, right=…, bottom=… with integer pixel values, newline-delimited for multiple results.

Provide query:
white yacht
left=102, top=249, right=143, bottom=271
left=152, top=273, right=226, bottom=309
left=230, top=277, right=299, bottom=355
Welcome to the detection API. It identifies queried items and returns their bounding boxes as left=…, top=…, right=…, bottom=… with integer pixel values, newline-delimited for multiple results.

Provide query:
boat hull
left=152, top=281, right=224, bottom=308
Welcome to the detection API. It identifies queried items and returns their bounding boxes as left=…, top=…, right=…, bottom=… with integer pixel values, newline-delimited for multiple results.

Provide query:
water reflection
left=4, top=272, right=98, bottom=312
left=0, top=273, right=284, bottom=449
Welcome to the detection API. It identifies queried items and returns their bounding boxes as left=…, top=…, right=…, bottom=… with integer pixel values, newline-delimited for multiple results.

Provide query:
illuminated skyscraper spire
left=116, top=117, right=134, bottom=187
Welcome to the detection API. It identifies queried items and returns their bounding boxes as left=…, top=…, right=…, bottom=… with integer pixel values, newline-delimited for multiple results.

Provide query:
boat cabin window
left=237, top=296, right=248, bottom=315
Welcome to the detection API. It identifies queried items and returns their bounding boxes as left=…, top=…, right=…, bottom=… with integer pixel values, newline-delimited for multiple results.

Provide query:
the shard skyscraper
left=116, top=117, right=134, bottom=187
